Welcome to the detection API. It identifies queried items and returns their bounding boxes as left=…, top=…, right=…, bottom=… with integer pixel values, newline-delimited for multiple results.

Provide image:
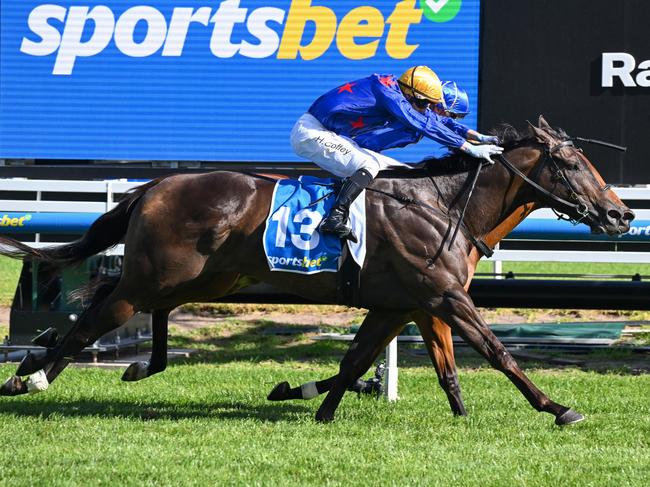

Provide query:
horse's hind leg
left=43, top=290, right=135, bottom=388
left=0, top=279, right=122, bottom=395
left=1, top=285, right=135, bottom=395
left=315, top=310, right=408, bottom=422
left=434, top=287, right=584, bottom=426
left=121, top=272, right=242, bottom=382
left=122, top=309, right=171, bottom=382
left=413, top=312, right=466, bottom=416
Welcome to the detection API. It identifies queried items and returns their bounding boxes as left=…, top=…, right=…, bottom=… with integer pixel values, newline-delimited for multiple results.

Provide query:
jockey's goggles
left=413, top=98, right=433, bottom=109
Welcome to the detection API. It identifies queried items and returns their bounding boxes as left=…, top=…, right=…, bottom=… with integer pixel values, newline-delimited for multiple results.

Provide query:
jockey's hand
left=475, top=133, right=500, bottom=145
left=461, top=142, right=504, bottom=164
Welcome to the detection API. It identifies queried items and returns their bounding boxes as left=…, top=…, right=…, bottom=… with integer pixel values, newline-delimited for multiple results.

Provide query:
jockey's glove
left=475, top=133, right=500, bottom=145
left=461, top=142, right=504, bottom=164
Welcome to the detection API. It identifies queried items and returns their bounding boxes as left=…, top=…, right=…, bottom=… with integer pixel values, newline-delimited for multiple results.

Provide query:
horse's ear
left=538, top=115, right=552, bottom=130
left=527, top=120, right=551, bottom=144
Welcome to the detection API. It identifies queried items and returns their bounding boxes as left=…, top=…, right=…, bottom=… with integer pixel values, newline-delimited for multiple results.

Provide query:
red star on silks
left=337, top=82, right=356, bottom=94
left=379, top=76, right=396, bottom=88
left=350, top=116, right=365, bottom=129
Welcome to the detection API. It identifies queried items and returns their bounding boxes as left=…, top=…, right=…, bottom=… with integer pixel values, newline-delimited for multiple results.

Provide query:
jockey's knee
left=357, top=161, right=380, bottom=178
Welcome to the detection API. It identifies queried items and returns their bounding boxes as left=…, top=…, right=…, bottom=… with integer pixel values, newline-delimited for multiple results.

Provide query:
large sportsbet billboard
left=0, top=0, right=480, bottom=161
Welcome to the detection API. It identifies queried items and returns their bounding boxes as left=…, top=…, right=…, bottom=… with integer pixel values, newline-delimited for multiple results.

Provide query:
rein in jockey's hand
left=474, top=133, right=500, bottom=145
left=465, top=129, right=500, bottom=145
left=460, top=141, right=504, bottom=164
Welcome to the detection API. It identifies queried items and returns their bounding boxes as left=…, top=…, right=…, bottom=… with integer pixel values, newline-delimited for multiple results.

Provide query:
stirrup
left=320, top=219, right=358, bottom=243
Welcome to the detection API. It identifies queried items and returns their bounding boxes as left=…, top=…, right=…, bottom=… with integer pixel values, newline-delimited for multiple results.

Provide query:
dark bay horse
left=0, top=117, right=633, bottom=426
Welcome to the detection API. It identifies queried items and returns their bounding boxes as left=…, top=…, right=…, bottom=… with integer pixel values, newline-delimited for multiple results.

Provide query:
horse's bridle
left=367, top=134, right=624, bottom=258
left=497, top=137, right=623, bottom=226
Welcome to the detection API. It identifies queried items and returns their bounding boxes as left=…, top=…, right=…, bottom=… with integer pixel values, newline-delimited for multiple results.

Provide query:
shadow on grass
left=0, top=397, right=312, bottom=422
left=402, top=344, right=650, bottom=376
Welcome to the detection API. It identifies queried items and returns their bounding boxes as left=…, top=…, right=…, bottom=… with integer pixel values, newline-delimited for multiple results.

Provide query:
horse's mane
left=377, top=124, right=538, bottom=179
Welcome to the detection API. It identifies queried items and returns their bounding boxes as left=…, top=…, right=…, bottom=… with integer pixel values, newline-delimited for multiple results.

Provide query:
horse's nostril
left=623, top=210, right=635, bottom=222
left=607, top=209, right=622, bottom=220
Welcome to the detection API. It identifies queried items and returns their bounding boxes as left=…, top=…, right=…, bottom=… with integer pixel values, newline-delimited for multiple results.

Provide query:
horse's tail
left=0, top=177, right=166, bottom=267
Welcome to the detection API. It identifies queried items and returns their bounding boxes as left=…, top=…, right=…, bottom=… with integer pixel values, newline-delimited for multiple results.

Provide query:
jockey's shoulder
left=371, top=73, right=398, bottom=80
left=369, top=73, right=400, bottom=90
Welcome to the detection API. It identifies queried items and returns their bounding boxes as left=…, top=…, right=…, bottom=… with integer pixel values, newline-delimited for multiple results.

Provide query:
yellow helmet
left=397, top=66, right=444, bottom=106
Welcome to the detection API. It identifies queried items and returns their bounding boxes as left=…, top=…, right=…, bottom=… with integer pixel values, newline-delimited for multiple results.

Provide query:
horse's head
left=525, top=116, right=634, bottom=235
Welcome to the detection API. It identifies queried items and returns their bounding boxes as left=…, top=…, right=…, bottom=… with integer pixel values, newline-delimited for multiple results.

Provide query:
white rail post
left=494, top=242, right=502, bottom=278
left=34, top=190, right=41, bottom=243
left=384, top=337, right=398, bottom=401
left=106, top=181, right=113, bottom=212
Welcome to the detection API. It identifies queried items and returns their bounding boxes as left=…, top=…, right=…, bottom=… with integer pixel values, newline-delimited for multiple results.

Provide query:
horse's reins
left=370, top=135, right=625, bottom=258
left=496, top=137, right=626, bottom=225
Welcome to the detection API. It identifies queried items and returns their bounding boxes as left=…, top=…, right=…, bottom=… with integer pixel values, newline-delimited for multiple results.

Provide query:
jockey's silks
left=308, top=74, right=467, bottom=153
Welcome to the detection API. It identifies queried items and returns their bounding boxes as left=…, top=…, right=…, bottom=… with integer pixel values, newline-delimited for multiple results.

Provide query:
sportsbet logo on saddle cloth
left=263, top=176, right=366, bottom=274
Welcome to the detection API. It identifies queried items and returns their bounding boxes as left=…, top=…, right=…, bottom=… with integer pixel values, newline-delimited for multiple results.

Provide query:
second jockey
left=290, top=66, right=503, bottom=242
left=434, top=80, right=500, bottom=146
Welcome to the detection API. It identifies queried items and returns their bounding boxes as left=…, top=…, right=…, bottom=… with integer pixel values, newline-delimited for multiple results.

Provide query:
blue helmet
left=440, top=81, right=470, bottom=117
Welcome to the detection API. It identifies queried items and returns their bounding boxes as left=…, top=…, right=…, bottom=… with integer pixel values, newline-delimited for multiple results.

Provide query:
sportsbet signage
left=22, top=1, right=431, bottom=74
left=1, top=0, right=480, bottom=161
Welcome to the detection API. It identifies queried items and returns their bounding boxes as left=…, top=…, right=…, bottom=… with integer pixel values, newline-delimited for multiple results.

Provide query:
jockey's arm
left=439, top=115, right=500, bottom=145
left=440, top=117, right=489, bottom=143
left=440, top=116, right=470, bottom=138
left=372, top=81, right=466, bottom=149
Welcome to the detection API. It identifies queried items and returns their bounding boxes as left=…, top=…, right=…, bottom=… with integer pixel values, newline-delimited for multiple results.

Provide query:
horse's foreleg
left=122, top=309, right=170, bottom=382
left=315, top=310, right=407, bottom=422
left=434, top=287, right=584, bottom=425
left=268, top=364, right=386, bottom=401
left=268, top=375, right=338, bottom=401
left=413, top=312, right=466, bottom=416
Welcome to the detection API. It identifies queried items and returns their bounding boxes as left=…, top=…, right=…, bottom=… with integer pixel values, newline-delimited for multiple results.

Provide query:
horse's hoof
left=555, top=408, right=585, bottom=426
left=315, top=409, right=335, bottom=423
left=32, top=327, right=59, bottom=348
left=0, top=376, right=28, bottom=396
left=16, top=350, right=47, bottom=377
left=121, top=361, right=149, bottom=382
left=267, top=381, right=290, bottom=401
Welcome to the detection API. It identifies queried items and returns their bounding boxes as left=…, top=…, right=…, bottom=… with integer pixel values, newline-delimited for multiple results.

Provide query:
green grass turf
left=0, top=255, right=21, bottom=306
left=0, top=362, right=647, bottom=486
left=476, top=260, right=650, bottom=278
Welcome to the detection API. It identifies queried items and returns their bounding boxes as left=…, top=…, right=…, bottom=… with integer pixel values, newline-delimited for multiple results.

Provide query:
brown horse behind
left=0, top=117, right=633, bottom=426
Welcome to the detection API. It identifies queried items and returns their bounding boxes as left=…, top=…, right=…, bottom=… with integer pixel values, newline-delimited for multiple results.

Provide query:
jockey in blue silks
left=433, top=81, right=499, bottom=146
left=433, top=81, right=499, bottom=149
left=291, top=66, right=503, bottom=242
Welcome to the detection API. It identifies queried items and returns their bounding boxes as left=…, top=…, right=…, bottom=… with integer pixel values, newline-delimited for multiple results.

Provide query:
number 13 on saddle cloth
left=263, top=176, right=366, bottom=274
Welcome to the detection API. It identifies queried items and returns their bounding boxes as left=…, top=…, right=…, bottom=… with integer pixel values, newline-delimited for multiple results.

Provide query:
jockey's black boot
left=320, top=168, right=374, bottom=243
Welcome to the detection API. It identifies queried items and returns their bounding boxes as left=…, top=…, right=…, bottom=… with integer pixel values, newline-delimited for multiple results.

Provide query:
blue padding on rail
left=1, top=211, right=649, bottom=241
left=509, top=219, right=650, bottom=241
left=0, top=212, right=101, bottom=234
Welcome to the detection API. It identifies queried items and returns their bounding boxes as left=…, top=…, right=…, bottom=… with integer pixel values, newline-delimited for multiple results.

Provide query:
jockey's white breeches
left=290, top=113, right=412, bottom=178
